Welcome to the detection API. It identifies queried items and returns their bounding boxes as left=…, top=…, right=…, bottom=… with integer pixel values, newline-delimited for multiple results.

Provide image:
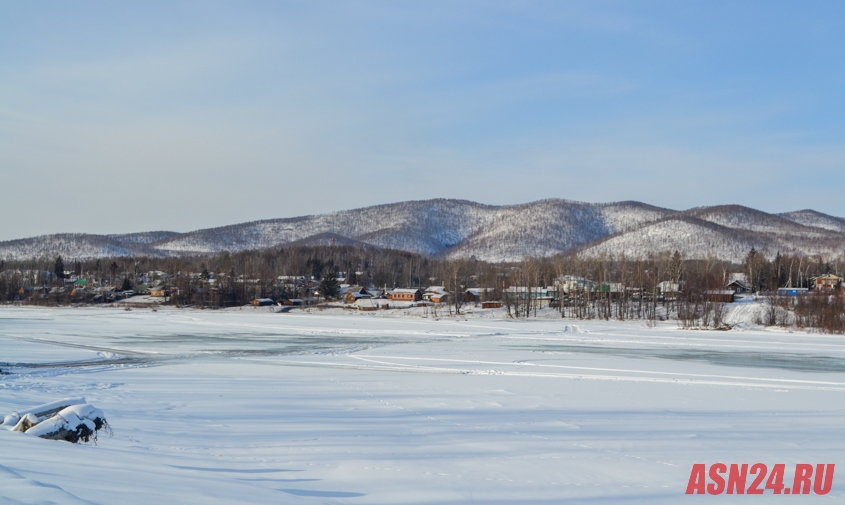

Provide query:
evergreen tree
left=306, top=257, right=323, bottom=280
left=121, top=277, right=133, bottom=291
left=346, top=270, right=358, bottom=285
left=54, top=256, right=65, bottom=283
left=319, top=266, right=340, bottom=299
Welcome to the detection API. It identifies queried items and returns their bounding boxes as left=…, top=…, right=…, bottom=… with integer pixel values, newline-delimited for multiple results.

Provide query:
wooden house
left=464, top=288, right=496, bottom=302
left=424, top=286, right=450, bottom=303
left=726, top=279, right=751, bottom=294
left=251, top=298, right=274, bottom=307
left=344, top=291, right=371, bottom=304
left=430, top=293, right=449, bottom=303
left=388, top=288, right=423, bottom=301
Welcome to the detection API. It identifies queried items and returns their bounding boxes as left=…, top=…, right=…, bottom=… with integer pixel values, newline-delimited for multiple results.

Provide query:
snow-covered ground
left=1, top=307, right=843, bottom=503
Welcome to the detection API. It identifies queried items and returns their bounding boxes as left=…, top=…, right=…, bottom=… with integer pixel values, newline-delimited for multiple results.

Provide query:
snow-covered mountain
left=2, top=199, right=844, bottom=262
left=778, top=209, right=845, bottom=234
left=577, top=206, right=845, bottom=262
left=0, top=233, right=169, bottom=261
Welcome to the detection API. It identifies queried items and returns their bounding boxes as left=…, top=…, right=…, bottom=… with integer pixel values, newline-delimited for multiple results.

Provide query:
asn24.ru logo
left=686, top=464, right=834, bottom=495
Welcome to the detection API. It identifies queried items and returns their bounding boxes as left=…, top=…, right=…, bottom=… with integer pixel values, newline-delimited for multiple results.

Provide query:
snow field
left=1, top=307, right=843, bottom=503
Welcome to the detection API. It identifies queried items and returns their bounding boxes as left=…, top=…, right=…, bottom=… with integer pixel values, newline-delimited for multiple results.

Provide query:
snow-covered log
left=21, top=397, right=87, bottom=420
left=4, top=399, right=109, bottom=444
left=25, top=404, right=109, bottom=443
left=11, top=413, right=38, bottom=432
left=2, top=412, right=21, bottom=427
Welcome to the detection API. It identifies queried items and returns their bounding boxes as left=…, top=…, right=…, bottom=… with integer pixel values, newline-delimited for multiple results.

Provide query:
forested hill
left=2, top=199, right=845, bottom=263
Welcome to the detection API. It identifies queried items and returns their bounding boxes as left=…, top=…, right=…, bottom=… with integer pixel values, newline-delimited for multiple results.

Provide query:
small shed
left=481, top=301, right=502, bottom=309
left=251, top=298, right=274, bottom=307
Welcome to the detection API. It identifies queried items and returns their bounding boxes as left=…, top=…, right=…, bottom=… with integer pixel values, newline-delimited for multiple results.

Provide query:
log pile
left=2, top=398, right=110, bottom=444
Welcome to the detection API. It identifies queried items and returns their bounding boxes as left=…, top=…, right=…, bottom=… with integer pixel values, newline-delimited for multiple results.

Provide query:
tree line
left=2, top=245, right=845, bottom=332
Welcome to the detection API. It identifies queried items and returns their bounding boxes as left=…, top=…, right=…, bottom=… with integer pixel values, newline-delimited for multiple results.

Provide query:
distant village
left=2, top=256, right=843, bottom=315
left=2, top=244, right=845, bottom=332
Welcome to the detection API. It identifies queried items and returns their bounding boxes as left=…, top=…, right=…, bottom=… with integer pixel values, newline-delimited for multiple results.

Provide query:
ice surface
left=0, top=306, right=843, bottom=503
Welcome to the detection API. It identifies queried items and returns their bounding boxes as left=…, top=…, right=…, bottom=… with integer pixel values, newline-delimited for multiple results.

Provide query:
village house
left=555, top=275, right=595, bottom=294
left=388, top=288, right=423, bottom=301
left=656, top=281, right=680, bottom=297
left=364, top=288, right=384, bottom=298
left=504, top=286, right=558, bottom=307
left=149, top=284, right=169, bottom=297
left=423, top=286, right=450, bottom=303
left=343, top=291, right=371, bottom=304
left=429, top=292, right=449, bottom=303
left=726, top=273, right=751, bottom=294
left=463, top=288, right=496, bottom=303
left=598, top=283, right=625, bottom=299
left=725, top=279, right=751, bottom=295
left=812, top=274, right=843, bottom=291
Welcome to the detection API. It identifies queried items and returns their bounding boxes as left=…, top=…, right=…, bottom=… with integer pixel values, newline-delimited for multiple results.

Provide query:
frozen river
left=1, top=307, right=843, bottom=503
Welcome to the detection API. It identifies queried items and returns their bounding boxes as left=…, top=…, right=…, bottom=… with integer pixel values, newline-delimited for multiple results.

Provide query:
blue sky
left=2, top=1, right=844, bottom=240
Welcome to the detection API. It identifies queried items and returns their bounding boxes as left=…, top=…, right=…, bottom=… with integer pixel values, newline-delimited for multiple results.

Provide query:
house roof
left=392, top=288, right=422, bottom=294
left=345, top=292, right=370, bottom=299
left=354, top=298, right=379, bottom=308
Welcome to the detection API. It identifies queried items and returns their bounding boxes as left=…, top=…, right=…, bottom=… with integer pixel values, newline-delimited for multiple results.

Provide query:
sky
left=2, top=1, right=845, bottom=240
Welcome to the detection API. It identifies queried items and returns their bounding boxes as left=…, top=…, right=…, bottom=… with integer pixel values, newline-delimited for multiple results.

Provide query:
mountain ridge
left=2, top=198, right=844, bottom=263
